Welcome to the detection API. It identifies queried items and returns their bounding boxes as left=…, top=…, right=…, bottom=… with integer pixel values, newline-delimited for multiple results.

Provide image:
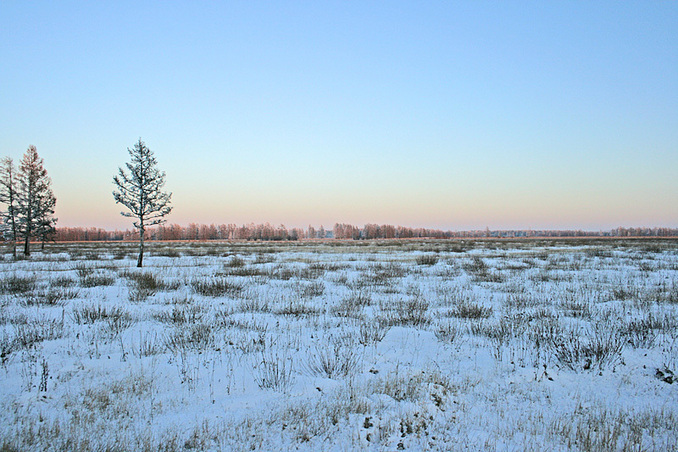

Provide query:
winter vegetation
left=0, top=147, right=57, bottom=258
left=0, top=238, right=676, bottom=451
left=113, top=138, right=172, bottom=267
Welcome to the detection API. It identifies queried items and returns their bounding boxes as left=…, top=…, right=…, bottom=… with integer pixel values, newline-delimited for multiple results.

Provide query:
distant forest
left=54, top=223, right=678, bottom=242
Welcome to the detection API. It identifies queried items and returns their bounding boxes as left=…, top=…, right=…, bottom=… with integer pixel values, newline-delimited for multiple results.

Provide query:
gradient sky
left=1, top=1, right=676, bottom=231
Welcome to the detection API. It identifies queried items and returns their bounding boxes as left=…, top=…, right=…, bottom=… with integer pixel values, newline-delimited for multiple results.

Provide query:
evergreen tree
left=16, top=146, right=57, bottom=256
left=0, top=157, right=19, bottom=258
left=113, top=138, right=172, bottom=267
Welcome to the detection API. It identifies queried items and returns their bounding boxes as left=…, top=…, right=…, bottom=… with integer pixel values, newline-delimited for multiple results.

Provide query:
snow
left=0, top=239, right=677, bottom=451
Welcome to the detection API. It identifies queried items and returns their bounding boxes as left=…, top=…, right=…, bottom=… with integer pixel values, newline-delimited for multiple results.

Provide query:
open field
left=1, top=238, right=677, bottom=451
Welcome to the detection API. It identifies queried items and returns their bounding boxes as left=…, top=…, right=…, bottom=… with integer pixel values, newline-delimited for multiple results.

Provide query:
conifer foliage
left=0, top=157, right=19, bottom=258
left=113, top=138, right=172, bottom=267
left=0, top=146, right=57, bottom=257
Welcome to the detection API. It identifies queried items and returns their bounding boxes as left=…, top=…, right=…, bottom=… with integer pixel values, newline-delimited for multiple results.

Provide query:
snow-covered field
left=1, top=239, right=677, bottom=451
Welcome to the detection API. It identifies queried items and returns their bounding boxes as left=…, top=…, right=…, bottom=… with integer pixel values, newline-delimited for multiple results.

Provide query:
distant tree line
left=54, top=223, right=678, bottom=242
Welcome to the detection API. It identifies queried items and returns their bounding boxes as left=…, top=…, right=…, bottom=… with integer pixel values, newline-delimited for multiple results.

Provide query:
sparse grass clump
left=463, top=256, right=488, bottom=275
left=298, top=281, right=325, bottom=298
left=560, top=298, right=593, bottom=319
left=415, top=254, right=438, bottom=266
left=378, top=297, right=430, bottom=327
left=435, top=321, right=460, bottom=343
left=275, top=298, right=322, bottom=317
left=125, top=271, right=163, bottom=291
left=13, top=316, right=65, bottom=349
left=71, top=303, right=131, bottom=327
left=50, top=275, right=76, bottom=288
left=123, top=271, right=176, bottom=300
left=621, top=312, right=675, bottom=348
left=358, top=322, right=388, bottom=346
left=225, top=255, right=246, bottom=268
left=164, top=323, right=215, bottom=353
left=190, top=277, right=243, bottom=297
left=80, top=273, right=116, bottom=288
left=236, top=296, right=271, bottom=313
left=450, top=300, right=493, bottom=319
left=0, top=275, right=37, bottom=295
left=253, top=348, right=294, bottom=391
left=154, top=304, right=204, bottom=325
left=23, top=287, right=80, bottom=306
left=370, top=368, right=450, bottom=403
left=333, top=289, right=371, bottom=318
left=304, top=335, right=361, bottom=379
left=552, top=325, right=626, bottom=371
left=550, top=405, right=678, bottom=452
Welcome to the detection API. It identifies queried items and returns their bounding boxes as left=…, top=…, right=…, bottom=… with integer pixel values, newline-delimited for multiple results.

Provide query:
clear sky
left=1, top=1, right=676, bottom=231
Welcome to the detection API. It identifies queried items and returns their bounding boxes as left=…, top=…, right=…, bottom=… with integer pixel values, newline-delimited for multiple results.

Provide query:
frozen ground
left=0, top=239, right=677, bottom=451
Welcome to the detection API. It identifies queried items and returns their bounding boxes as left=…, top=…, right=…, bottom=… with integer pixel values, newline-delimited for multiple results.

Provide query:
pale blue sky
left=1, top=1, right=676, bottom=230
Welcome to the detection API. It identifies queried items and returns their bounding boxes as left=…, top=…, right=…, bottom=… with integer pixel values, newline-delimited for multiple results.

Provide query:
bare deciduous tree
left=113, top=138, right=172, bottom=267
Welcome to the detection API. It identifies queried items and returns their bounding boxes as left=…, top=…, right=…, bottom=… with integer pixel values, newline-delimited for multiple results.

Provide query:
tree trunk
left=137, top=227, right=145, bottom=267
left=24, top=235, right=30, bottom=256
